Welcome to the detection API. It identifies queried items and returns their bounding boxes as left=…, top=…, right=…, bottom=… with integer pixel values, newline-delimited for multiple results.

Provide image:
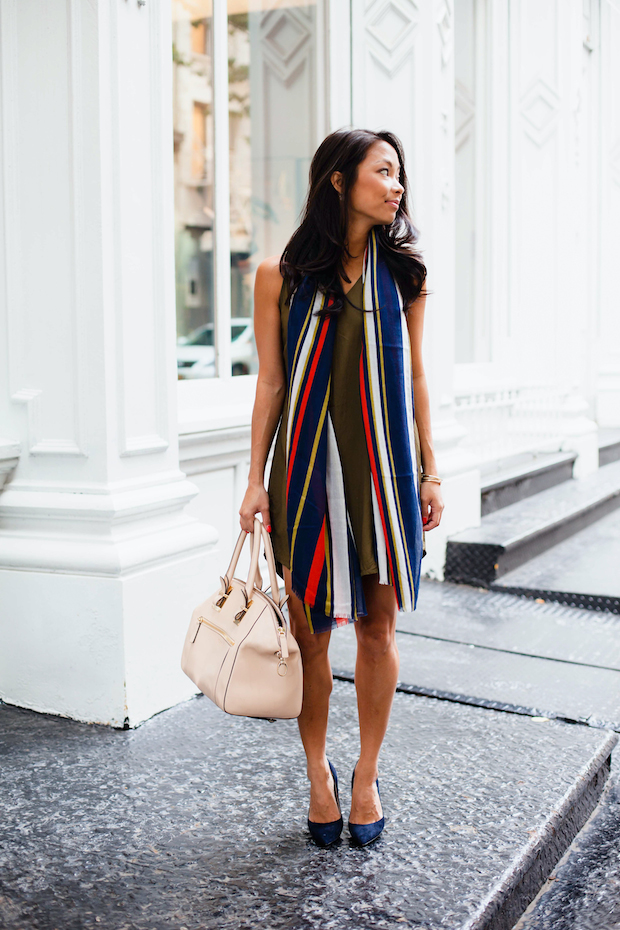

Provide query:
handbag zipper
left=193, top=615, right=235, bottom=647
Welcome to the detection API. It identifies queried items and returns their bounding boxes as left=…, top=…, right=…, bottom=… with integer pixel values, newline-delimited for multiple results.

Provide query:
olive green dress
left=268, top=275, right=425, bottom=578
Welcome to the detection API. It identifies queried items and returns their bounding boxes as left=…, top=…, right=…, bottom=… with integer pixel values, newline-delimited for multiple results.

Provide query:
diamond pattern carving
left=260, top=9, right=312, bottom=85
left=365, top=0, right=419, bottom=76
left=520, top=78, right=560, bottom=147
left=370, top=3, right=410, bottom=52
left=436, top=0, right=453, bottom=67
left=263, top=11, right=309, bottom=66
left=455, top=78, right=475, bottom=152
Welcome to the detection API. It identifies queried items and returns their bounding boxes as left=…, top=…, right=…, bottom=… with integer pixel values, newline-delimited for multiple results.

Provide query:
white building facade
left=1, top=0, right=618, bottom=726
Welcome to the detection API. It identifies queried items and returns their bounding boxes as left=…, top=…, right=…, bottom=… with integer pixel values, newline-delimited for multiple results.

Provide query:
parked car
left=177, top=318, right=257, bottom=379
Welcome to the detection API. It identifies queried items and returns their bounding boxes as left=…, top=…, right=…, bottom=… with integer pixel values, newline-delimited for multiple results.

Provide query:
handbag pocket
left=183, top=614, right=234, bottom=703
left=193, top=615, right=235, bottom=647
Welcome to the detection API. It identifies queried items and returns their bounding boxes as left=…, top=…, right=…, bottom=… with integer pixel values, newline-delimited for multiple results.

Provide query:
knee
left=356, top=617, right=396, bottom=659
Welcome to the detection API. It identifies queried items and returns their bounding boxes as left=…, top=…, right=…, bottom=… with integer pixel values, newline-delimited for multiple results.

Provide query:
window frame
left=175, top=0, right=330, bottom=436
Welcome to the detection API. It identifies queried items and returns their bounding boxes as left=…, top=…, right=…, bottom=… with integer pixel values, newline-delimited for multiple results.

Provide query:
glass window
left=173, top=0, right=322, bottom=381
left=173, top=0, right=216, bottom=380
left=227, top=1, right=319, bottom=378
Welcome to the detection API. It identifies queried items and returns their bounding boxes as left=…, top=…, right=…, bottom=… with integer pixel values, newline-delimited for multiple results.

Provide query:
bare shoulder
left=257, top=253, right=282, bottom=274
left=255, top=255, right=284, bottom=301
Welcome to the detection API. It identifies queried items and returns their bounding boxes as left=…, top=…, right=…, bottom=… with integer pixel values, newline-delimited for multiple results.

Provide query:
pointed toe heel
left=308, top=760, right=343, bottom=848
left=348, top=769, right=385, bottom=847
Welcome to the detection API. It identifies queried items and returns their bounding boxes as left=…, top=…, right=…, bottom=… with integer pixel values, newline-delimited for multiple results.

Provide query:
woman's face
left=345, top=140, right=404, bottom=227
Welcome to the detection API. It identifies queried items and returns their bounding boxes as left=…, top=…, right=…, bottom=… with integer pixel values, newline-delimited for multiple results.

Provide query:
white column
left=502, top=0, right=598, bottom=477
left=350, top=0, right=480, bottom=579
left=596, top=0, right=620, bottom=428
left=0, top=0, right=216, bottom=726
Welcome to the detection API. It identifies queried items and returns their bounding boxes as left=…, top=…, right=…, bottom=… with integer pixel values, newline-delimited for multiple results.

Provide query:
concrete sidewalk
left=333, top=579, right=620, bottom=730
left=0, top=674, right=615, bottom=930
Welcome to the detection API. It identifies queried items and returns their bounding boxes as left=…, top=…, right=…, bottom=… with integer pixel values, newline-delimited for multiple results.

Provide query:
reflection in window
left=172, top=0, right=321, bottom=380
left=173, top=0, right=215, bottom=380
left=228, top=1, right=319, bottom=377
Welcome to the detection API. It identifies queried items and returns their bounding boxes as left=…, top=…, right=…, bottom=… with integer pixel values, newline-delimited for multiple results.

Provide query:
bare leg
left=283, top=567, right=340, bottom=823
left=350, top=574, right=399, bottom=824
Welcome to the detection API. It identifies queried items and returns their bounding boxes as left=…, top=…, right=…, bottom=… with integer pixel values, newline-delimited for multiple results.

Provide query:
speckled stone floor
left=492, top=506, right=620, bottom=608
left=331, top=580, right=620, bottom=730
left=0, top=677, right=615, bottom=930
left=514, top=754, right=620, bottom=930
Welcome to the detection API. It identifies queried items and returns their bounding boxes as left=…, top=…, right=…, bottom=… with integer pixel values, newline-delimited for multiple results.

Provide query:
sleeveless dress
left=267, top=274, right=425, bottom=579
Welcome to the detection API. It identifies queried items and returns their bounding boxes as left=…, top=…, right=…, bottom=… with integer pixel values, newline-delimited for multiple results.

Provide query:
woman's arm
left=406, top=291, right=444, bottom=531
left=239, top=256, right=286, bottom=533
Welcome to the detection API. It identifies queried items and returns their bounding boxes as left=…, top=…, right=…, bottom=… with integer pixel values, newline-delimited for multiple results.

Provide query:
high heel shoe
left=307, top=759, right=343, bottom=848
left=348, top=766, right=385, bottom=846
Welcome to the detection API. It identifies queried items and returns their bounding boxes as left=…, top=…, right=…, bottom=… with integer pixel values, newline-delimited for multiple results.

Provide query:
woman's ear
left=330, top=170, right=343, bottom=195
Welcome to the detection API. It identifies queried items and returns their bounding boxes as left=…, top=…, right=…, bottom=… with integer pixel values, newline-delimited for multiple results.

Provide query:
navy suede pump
left=307, top=759, right=343, bottom=848
left=348, top=767, right=385, bottom=846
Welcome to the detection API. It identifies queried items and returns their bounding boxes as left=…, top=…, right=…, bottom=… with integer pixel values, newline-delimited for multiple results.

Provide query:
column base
left=0, top=474, right=219, bottom=725
left=557, top=394, right=598, bottom=479
left=0, top=547, right=218, bottom=727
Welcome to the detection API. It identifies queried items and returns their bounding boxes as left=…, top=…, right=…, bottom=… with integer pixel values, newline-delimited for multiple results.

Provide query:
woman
left=239, top=128, right=444, bottom=847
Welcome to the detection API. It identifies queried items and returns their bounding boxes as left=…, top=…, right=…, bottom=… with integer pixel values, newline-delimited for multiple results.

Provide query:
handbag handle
left=260, top=520, right=287, bottom=610
left=244, top=517, right=287, bottom=610
left=221, top=524, right=263, bottom=592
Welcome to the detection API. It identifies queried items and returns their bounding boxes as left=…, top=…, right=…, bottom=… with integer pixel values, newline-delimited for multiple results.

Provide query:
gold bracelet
left=421, top=473, right=442, bottom=484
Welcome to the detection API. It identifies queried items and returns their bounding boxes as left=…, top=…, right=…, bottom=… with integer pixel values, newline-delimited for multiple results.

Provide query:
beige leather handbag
left=181, top=518, right=303, bottom=719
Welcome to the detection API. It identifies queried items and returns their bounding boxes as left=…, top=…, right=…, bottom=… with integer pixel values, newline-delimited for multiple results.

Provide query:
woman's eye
left=380, top=168, right=389, bottom=175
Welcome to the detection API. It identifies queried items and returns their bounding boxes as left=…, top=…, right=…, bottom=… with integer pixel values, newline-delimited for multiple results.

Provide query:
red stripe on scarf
left=286, top=315, right=331, bottom=498
left=359, top=350, right=398, bottom=595
left=304, top=515, right=326, bottom=607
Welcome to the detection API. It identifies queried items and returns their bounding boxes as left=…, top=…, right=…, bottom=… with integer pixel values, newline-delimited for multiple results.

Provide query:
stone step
left=329, top=591, right=620, bottom=731
left=0, top=680, right=616, bottom=930
left=513, top=754, right=620, bottom=930
left=327, top=578, right=620, bottom=926
left=445, top=458, right=620, bottom=588
left=490, top=505, right=620, bottom=614
left=480, top=451, right=576, bottom=516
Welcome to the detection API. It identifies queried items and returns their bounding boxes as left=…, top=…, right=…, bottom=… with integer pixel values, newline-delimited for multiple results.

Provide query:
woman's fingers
left=239, top=484, right=271, bottom=534
left=421, top=486, right=444, bottom=531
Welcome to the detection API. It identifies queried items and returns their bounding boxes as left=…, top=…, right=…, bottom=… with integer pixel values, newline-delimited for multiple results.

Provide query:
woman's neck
left=341, top=219, right=374, bottom=286
left=344, top=219, right=374, bottom=261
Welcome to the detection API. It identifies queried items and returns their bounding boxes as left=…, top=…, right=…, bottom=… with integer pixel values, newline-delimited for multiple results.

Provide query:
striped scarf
left=286, top=228, right=423, bottom=634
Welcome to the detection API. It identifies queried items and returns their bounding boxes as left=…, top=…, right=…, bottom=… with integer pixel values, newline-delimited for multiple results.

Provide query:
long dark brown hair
left=280, top=128, right=427, bottom=314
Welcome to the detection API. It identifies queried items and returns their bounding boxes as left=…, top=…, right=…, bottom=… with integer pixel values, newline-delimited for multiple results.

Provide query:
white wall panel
left=454, top=0, right=477, bottom=363
left=183, top=462, right=254, bottom=582
left=597, top=0, right=620, bottom=425
left=508, top=0, right=564, bottom=385
left=352, top=0, right=419, bottom=161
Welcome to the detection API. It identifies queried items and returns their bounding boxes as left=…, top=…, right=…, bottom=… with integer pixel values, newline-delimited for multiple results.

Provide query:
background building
left=1, top=0, right=619, bottom=726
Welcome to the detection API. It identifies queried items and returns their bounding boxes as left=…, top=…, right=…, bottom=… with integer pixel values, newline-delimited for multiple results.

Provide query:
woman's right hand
left=239, top=481, right=271, bottom=534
